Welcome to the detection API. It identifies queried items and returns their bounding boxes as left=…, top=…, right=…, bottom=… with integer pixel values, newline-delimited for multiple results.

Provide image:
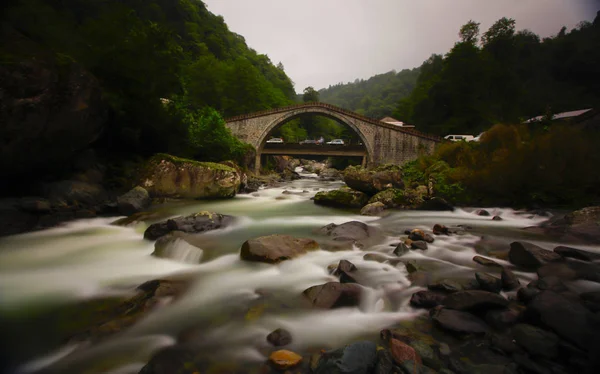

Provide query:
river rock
left=117, top=186, right=150, bottom=216
left=408, top=229, right=434, bottom=243
left=428, top=278, right=479, bottom=293
left=525, top=206, right=600, bottom=244
left=512, top=323, right=559, bottom=359
left=303, top=282, right=362, bottom=309
left=525, top=291, right=591, bottom=349
left=430, top=307, right=490, bottom=335
left=517, top=287, right=541, bottom=303
left=240, top=234, right=319, bottom=264
left=411, top=241, right=428, bottom=250
left=410, top=291, right=447, bottom=309
left=334, top=259, right=358, bottom=283
left=152, top=232, right=203, bottom=263
left=319, top=168, right=341, bottom=180
left=314, top=187, right=369, bottom=208
left=394, top=242, right=410, bottom=256
left=485, top=308, right=520, bottom=330
left=138, top=345, right=197, bottom=374
left=317, top=221, right=382, bottom=248
left=475, top=209, right=491, bottom=216
left=144, top=212, right=234, bottom=240
left=580, top=291, right=600, bottom=312
left=267, top=328, right=293, bottom=346
left=313, top=341, right=377, bottom=374
left=473, top=255, right=502, bottom=268
left=433, top=224, right=449, bottom=235
left=343, top=164, right=403, bottom=195
left=45, top=179, right=107, bottom=206
left=537, top=261, right=600, bottom=283
left=390, top=338, right=422, bottom=374
left=269, top=350, right=302, bottom=369
left=368, top=188, right=405, bottom=208
left=475, top=272, right=502, bottom=293
left=508, top=241, right=562, bottom=269
left=554, top=245, right=600, bottom=262
left=139, top=153, right=241, bottom=199
left=501, top=268, right=521, bottom=290
left=492, top=215, right=503, bottom=221
left=443, top=290, right=508, bottom=311
left=360, top=202, right=386, bottom=216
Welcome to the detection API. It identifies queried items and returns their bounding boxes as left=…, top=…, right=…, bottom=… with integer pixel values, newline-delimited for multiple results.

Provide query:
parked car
left=444, top=134, right=475, bottom=142
left=299, top=139, right=318, bottom=145
left=473, top=132, right=485, bottom=142
left=326, top=139, right=345, bottom=145
left=266, top=138, right=284, bottom=143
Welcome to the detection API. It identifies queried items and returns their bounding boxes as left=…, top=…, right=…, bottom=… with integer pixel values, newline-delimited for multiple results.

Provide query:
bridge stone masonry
left=225, top=102, right=441, bottom=172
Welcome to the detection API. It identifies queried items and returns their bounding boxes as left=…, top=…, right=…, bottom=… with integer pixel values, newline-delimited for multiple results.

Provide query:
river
left=1, top=171, right=597, bottom=374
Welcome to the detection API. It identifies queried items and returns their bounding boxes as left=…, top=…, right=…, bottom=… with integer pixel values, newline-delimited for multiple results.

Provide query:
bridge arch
left=255, top=105, right=374, bottom=162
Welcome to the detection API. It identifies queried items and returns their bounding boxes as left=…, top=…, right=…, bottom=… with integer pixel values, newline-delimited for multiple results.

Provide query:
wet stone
left=269, top=349, right=302, bottom=370
left=430, top=307, right=490, bottom=335
left=475, top=272, right=502, bottom=293
left=512, top=323, right=559, bottom=359
left=501, top=268, right=521, bottom=290
left=443, top=290, right=508, bottom=311
left=267, top=328, right=292, bottom=347
left=473, top=255, right=502, bottom=268
left=410, top=290, right=447, bottom=309
left=411, top=241, right=428, bottom=250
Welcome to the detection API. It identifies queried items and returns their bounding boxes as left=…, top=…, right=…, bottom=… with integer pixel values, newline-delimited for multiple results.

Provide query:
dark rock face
left=417, top=197, right=454, bottom=211
left=443, top=290, right=508, bottom=311
left=303, top=282, right=363, bottom=309
left=144, top=212, right=234, bottom=240
left=117, top=186, right=150, bottom=216
left=525, top=291, right=591, bottom=349
left=240, top=234, right=319, bottom=264
left=430, top=307, right=490, bottom=334
left=508, top=241, right=563, bottom=269
left=0, top=27, right=107, bottom=184
left=475, top=272, right=502, bottom=293
left=501, top=268, right=521, bottom=290
left=512, top=323, right=559, bottom=359
left=313, top=341, right=377, bottom=374
left=267, top=328, right=293, bottom=346
left=410, top=291, right=447, bottom=309
left=554, top=245, right=600, bottom=262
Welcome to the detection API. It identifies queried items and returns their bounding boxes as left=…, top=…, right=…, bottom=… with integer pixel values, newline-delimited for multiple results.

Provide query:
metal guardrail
left=224, top=102, right=442, bottom=142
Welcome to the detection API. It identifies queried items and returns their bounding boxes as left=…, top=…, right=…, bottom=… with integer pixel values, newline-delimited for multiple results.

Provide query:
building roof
left=524, top=108, right=593, bottom=123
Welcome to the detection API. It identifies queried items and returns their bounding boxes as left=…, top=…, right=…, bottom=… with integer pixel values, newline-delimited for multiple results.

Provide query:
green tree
left=303, top=86, right=320, bottom=102
left=459, top=20, right=480, bottom=44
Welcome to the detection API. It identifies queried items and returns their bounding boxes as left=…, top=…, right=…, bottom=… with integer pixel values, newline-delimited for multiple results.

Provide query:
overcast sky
left=203, top=0, right=598, bottom=93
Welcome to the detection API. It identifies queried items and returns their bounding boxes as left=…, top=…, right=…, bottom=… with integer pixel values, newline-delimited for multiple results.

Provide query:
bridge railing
left=224, top=102, right=442, bottom=142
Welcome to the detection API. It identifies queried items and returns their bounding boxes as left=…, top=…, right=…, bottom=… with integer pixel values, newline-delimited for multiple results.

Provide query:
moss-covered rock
left=368, top=188, right=425, bottom=209
left=314, top=187, right=369, bottom=209
left=139, top=153, right=240, bottom=199
left=343, top=164, right=403, bottom=195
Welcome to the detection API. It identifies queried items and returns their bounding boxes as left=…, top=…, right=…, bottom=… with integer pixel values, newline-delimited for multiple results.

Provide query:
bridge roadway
left=262, top=143, right=367, bottom=158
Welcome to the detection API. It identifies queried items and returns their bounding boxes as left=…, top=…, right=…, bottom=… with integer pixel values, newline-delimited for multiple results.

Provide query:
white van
left=444, top=134, right=475, bottom=142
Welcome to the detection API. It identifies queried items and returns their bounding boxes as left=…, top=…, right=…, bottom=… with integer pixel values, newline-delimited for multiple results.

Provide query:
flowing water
left=1, top=172, right=599, bottom=374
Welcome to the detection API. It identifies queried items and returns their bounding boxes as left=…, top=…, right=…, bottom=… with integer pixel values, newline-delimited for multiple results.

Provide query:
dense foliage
left=395, top=15, right=600, bottom=135
left=403, top=123, right=600, bottom=207
left=319, top=69, right=420, bottom=119
left=2, top=0, right=296, bottom=159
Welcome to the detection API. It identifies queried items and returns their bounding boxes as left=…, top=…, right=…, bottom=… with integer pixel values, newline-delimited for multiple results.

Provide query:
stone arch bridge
left=225, top=102, right=441, bottom=171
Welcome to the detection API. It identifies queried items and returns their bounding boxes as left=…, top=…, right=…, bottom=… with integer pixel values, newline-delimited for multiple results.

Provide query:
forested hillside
left=1, top=0, right=296, bottom=159
left=395, top=15, right=600, bottom=135
left=318, top=69, right=420, bottom=119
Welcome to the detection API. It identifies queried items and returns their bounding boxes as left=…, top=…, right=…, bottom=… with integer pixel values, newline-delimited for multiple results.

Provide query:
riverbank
left=1, top=172, right=599, bottom=374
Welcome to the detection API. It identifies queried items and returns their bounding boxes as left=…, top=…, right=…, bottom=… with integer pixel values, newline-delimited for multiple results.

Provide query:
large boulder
left=343, top=165, right=403, bottom=195
left=240, top=234, right=319, bottom=263
left=319, top=168, right=342, bottom=181
left=526, top=206, right=600, bottom=244
left=313, top=187, right=369, bottom=209
left=316, top=221, right=383, bottom=248
left=144, top=212, right=234, bottom=240
left=368, top=188, right=406, bottom=208
left=152, top=232, right=203, bottom=263
left=554, top=245, right=600, bottom=262
left=509, top=242, right=563, bottom=269
left=139, top=154, right=241, bottom=199
left=512, top=323, right=559, bottom=359
left=303, top=282, right=363, bottom=309
left=360, top=202, right=386, bottom=216
left=117, top=186, right=150, bottom=216
left=0, top=25, right=106, bottom=183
